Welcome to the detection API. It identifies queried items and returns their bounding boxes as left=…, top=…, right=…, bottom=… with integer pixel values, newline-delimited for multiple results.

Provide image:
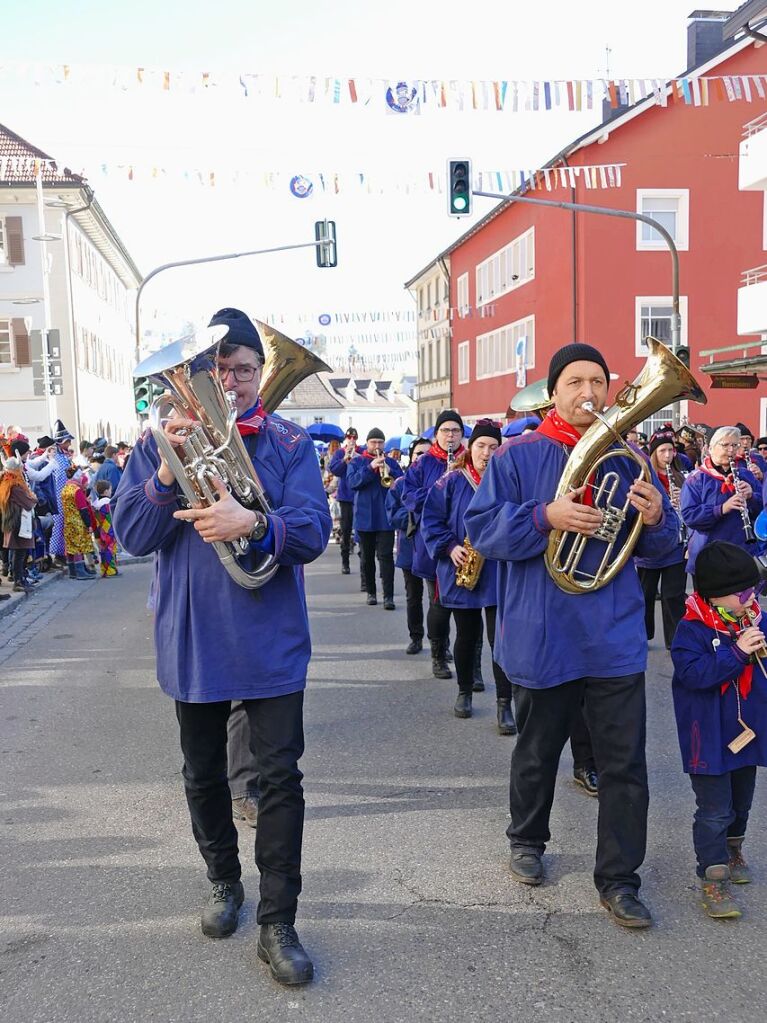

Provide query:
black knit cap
left=409, top=436, right=430, bottom=461
left=367, top=427, right=385, bottom=441
left=695, top=541, right=760, bottom=599
left=469, top=419, right=502, bottom=447
left=208, top=307, right=264, bottom=358
left=648, top=431, right=675, bottom=456
left=434, top=408, right=464, bottom=433
left=736, top=422, right=754, bottom=441
left=547, top=343, right=610, bottom=398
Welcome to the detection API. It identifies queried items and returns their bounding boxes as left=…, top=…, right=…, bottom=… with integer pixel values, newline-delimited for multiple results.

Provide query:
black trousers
left=358, top=530, right=395, bottom=600
left=339, top=501, right=354, bottom=569
left=402, top=568, right=424, bottom=641
left=637, top=561, right=687, bottom=648
left=227, top=700, right=260, bottom=800
left=11, top=549, right=28, bottom=584
left=175, top=691, right=305, bottom=924
left=451, top=605, right=512, bottom=699
left=425, top=576, right=452, bottom=644
left=508, top=673, right=648, bottom=897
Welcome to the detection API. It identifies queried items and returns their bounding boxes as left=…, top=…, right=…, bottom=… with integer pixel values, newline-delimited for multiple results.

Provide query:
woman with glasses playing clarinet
left=681, top=426, right=763, bottom=579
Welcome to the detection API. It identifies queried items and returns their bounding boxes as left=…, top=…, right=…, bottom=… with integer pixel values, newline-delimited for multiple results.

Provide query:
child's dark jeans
left=689, top=766, right=757, bottom=877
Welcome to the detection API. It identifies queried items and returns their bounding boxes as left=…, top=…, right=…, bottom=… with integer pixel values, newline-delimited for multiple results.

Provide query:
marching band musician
left=400, top=410, right=466, bottom=681
left=465, top=343, right=679, bottom=928
left=420, top=420, right=516, bottom=735
left=681, top=426, right=762, bottom=577
left=736, top=422, right=766, bottom=481
left=329, top=427, right=363, bottom=581
left=635, top=430, right=689, bottom=650
left=346, top=428, right=403, bottom=609
left=386, top=437, right=431, bottom=654
left=113, top=308, right=331, bottom=986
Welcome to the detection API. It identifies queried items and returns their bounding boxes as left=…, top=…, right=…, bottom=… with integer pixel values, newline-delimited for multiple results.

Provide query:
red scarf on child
left=682, top=592, right=762, bottom=697
left=536, top=409, right=595, bottom=505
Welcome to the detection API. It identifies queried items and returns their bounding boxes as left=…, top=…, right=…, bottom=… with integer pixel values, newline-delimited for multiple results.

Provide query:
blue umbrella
left=422, top=425, right=435, bottom=439
left=307, top=422, right=344, bottom=442
left=502, top=416, right=539, bottom=438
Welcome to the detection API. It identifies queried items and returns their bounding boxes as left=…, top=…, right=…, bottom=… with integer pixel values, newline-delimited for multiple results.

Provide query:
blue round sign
left=318, top=313, right=331, bottom=326
left=289, top=175, right=313, bottom=198
left=386, top=82, right=418, bottom=114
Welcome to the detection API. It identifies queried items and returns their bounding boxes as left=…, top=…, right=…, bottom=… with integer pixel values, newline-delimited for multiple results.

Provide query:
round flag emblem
left=289, top=175, right=313, bottom=198
left=318, top=313, right=331, bottom=326
left=386, top=82, right=418, bottom=113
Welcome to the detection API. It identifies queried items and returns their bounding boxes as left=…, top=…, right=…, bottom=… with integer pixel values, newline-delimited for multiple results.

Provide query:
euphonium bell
left=133, top=321, right=331, bottom=590
left=546, top=337, right=706, bottom=594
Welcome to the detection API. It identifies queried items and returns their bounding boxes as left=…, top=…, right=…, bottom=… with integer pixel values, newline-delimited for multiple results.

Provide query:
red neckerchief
left=464, top=459, right=481, bottom=486
left=362, top=450, right=383, bottom=475
left=656, top=470, right=670, bottom=496
left=682, top=592, right=761, bottom=697
left=700, top=456, right=735, bottom=494
left=536, top=409, right=595, bottom=505
left=236, top=398, right=266, bottom=437
left=428, top=440, right=465, bottom=461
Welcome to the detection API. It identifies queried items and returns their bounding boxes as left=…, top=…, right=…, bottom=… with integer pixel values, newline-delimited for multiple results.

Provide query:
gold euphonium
left=546, top=337, right=706, bottom=594
left=133, top=321, right=331, bottom=590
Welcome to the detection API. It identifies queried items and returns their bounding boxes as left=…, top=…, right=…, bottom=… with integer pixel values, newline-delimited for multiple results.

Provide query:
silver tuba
left=133, top=321, right=331, bottom=590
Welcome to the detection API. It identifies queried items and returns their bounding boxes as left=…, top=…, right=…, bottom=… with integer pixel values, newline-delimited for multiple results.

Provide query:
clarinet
left=446, top=440, right=455, bottom=474
left=730, top=458, right=756, bottom=544
left=668, top=473, right=688, bottom=545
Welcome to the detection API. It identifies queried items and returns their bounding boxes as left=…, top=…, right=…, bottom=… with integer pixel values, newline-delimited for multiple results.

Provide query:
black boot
left=496, top=698, right=517, bottom=735
left=200, top=880, right=244, bottom=938
left=430, top=640, right=452, bottom=679
left=454, top=691, right=472, bottom=718
left=406, top=637, right=423, bottom=654
left=444, top=641, right=453, bottom=663
left=257, top=923, right=314, bottom=985
left=472, top=640, right=485, bottom=692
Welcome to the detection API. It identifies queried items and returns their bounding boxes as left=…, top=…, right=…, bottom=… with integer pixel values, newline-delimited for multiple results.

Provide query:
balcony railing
left=741, top=263, right=767, bottom=286
left=743, top=112, right=767, bottom=140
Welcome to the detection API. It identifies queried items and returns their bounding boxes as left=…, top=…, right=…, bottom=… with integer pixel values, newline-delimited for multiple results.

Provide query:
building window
left=0, top=319, right=12, bottom=364
left=640, top=406, right=676, bottom=438
left=313, top=416, right=324, bottom=423
left=476, top=316, right=535, bottom=380
left=635, top=296, right=688, bottom=357
left=475, top=228, right=535, bottom=306
left=0, top=218, right=5, bottom=265
left=636, top=189, right=689, bottom=251
left=457, top=341, right=470, bottom=384
left=457, top=273, right=469, bottom=316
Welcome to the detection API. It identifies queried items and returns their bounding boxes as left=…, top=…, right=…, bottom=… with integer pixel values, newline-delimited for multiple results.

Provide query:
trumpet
left=379, top=451, right=394, bottom=488
left=730, top=458, right=756, bottom=544
left=343, top=440, right=356, bottom=462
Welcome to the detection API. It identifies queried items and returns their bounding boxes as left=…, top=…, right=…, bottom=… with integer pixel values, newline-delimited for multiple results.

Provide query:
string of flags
left=3, top=62, right=766, bottom=110
left=264, top=310, right=416, bottom=326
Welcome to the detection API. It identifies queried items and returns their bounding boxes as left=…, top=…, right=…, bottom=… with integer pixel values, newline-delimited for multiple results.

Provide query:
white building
left=404, top=258, right=452, bottom=435
left=0, top=122, right=142, bottom=444
left=281, top=371, right=417, bottom=439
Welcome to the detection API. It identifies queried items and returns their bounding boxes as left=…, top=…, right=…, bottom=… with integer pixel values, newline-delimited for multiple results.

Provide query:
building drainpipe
left=561, top=157, right=578, bottom=340
left=63, top=191, right=93, bottom=445
left=437, top=256, right=450, bottom=409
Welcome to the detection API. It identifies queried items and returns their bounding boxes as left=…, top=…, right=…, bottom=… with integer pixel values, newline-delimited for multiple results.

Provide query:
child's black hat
left=695, top=541, right=759, bottom=599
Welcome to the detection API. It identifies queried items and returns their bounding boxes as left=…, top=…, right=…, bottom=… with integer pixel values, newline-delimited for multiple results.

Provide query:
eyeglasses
left=218, top=364, right=260, bottom=383
left=715, top=442, right=740, bottom=449
left=437, top=426, right=462, bottom=435
left=759, top=446, right=767, bottom=453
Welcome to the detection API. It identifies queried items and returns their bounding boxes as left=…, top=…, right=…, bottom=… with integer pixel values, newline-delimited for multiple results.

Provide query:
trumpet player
left=346, top=428, right=403, bottom=609
left=421, top=421, right=516, bottom=734
left=113, top=308, right=331, bottom=986
left=681, top=426, right=762, bottom=577
left=635, top=431, right=689, bottom=650
left=465, top=343, right=679, bottom=927
left=328, top=427, right=362, bottom=579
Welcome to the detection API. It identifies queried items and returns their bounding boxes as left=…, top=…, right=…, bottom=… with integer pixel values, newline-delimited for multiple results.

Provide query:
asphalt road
left=1, top=548, right=766, bottom=1023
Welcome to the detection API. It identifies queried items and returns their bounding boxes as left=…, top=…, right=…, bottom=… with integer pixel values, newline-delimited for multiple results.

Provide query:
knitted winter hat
left=434, top=409, right=464, bottom=433
left=547, top=343, right=610, bottom=398
left=648, top=431, right=675, bottom=456
left=208, top=308, right=264, bottom=358
left=695, top=541, right=760, bottom=599
left=736, top=422, right=754, bottom=441
left=468, top=419, right=502, bottom=447
left=366, top=427, right=385, bottom=441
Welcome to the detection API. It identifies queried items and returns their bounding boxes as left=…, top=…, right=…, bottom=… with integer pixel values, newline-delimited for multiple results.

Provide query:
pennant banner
left=2, top=63, right=766, bottom=110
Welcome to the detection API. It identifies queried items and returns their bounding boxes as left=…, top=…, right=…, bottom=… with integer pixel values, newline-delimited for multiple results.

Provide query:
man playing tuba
left=465, top=343, right=678, bottom=928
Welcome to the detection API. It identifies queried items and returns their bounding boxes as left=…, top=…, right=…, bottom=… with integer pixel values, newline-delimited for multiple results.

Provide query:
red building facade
left=447, top=36, right=767, bottom=437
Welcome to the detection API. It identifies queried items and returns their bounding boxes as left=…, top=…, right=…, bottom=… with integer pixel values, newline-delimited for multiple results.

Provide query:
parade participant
left=421, top=420, right=516, bottom=735
left=757, top=437, right=767, bottom=458
left=49, top=421, right=74, bottom=567
left=61, top=467, right=97, bottom=579
left=228, top=701, right=260, bottom=829
left=736, top=422, right=766, bottom=481
left=670, top=542, right=767, bottom=919
left=91, top=480, right=118, bottom=576
left=347, top=428, right=403, bottom=609
left=386, top=437, right=431, bottom=654
left=113, top=307, right=330, bottom=986
left=676, top=424, right=705, bottom=469
left=74, top=440, right=94, bottom=471
left=635, top=431, right=688, bottom=649
left=95, top=445, right=123, bottom=492
left=465, top=342, right=678, bottom=927
left=400, top=410, right=466, bottom=680
left=681, top=426, right=762, bottom=576
left=329, top=427, right=363, bottom=582
left=0, top=457, right=38, bottom=594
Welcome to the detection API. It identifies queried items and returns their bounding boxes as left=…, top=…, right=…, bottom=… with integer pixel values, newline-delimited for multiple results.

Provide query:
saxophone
left=455, top=537, right=485, bottom=590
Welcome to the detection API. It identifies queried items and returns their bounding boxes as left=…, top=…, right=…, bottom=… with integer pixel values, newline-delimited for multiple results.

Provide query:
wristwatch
left=248, top=511, right=268, bottom=542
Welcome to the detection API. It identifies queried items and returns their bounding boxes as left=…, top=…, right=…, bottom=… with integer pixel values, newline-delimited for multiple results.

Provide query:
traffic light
left=134, top=376, right=151, bottom=413
left=315, top=220, right=337, bottom=268
left=448, top=159, right=472, bottom=217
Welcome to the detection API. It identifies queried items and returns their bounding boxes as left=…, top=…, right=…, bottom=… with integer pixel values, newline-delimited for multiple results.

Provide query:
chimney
left=687, top=10, right=732, bottom=67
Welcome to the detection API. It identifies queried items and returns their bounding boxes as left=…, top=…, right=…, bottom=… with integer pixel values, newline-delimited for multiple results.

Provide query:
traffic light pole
left=134, top=226, right=336, bottom=361
left=472, top=190, right=681, bottom=354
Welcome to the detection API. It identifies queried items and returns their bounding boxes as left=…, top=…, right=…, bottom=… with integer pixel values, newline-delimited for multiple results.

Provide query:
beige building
left=404, top=258, right=452, bottom=434
left=281, top=372, right=416, bottom=439
left=0, top=122, right=141, bottom=444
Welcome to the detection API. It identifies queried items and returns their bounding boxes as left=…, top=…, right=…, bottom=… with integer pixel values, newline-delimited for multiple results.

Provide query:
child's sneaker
left=700, top=864, right=742, bottom=919
left=726, top=837, right=751, bottom=884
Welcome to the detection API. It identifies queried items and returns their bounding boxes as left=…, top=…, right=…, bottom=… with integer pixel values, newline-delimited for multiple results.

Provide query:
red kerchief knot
left=428, top=441, right=465, bottom=461
left=536, top=409, right=582, bottom=448
left=682, top=592, right=759, bottom=698
left=700, top=456, right=735, bottom=494
left=236, top=399, right=266, bottom=437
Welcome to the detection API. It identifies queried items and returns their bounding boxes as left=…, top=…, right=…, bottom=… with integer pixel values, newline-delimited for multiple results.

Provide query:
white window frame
left=634, top=296, right=688, bottom=357
left=0, top=318, right=13, bottom=364
left=457, top=340, right=470, bottom=384
left=475, top=228, right=535, bottom=307
left=457, top=273, right=469, bottom=317
left=476, top=316, right=535, bottom=380
left=636, top=188, right=689, bottom=251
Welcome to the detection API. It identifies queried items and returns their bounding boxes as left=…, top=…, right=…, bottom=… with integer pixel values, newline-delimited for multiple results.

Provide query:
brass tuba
left=546, top=337, right=706, bottom=594
left=133, top=321, right=331, bottom=590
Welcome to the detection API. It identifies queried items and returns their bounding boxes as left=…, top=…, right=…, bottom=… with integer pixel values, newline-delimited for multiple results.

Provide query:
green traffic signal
left=448, top=159, right=472, bottom=218
left=134, top=377, right=151, bottom=413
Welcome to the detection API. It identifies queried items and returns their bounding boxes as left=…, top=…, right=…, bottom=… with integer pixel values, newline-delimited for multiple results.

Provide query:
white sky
left=0, top=0, right=715, bottom=357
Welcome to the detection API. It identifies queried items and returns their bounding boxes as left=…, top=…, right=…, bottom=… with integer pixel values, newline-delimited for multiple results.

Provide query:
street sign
left=710, top=373, right=759, bottom=389
left=30, top=328, right=63, bottom=396
left=314, top=220, right=337, bottom=268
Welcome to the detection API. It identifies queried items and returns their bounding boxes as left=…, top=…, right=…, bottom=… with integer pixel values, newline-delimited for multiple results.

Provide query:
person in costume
left=635, top=430, right=688, bottom=649
left=400, top=410, right=465, bottom=681
left=346, top=428, right=403, bottom=609
left=681, top=426, right=762, bottom=577
left=48, top=421, right=74, bottom=565
left=61, top=466, right=97, bottom=579
left=0, top=457, right=38, bottom=593
left=91, top=480, right=118, bottom=577
left=329, top=427, right=364, bottom=586
left=421, top=420, right=516, bottom=735
left=386, top=437, right=431, bottom=655
left=465, top=342, right=678, bottom=928
left=113, top=308, right=331, bottom=986
left=670, top=541, right=767, bottom=919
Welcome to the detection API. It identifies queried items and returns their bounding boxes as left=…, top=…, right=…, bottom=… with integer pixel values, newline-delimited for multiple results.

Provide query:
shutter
left=11, top=319, right=30, bottom=366
left=5, top=216, right=25, bottom=266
